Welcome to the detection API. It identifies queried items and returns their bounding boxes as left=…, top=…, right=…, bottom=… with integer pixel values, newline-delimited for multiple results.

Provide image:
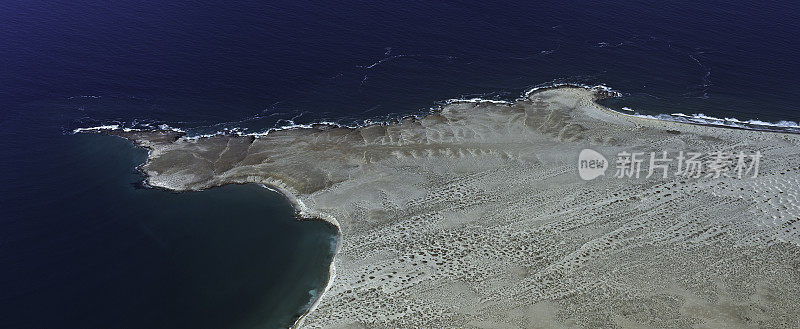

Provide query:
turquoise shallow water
left=2, top=134, right=337, bottom=329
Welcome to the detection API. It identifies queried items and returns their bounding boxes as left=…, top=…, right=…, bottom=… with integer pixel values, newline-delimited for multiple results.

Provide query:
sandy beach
left=111, top=86, right=800, bottom=328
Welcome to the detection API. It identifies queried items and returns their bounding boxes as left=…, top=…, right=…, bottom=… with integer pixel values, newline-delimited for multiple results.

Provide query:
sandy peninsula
left=105, top=87, right=800, bottom=328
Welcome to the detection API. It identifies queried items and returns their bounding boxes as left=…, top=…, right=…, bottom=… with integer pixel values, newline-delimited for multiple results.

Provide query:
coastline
left=72, top=83, right=800, bottom=140
left=78, top=85, right=800, bottom=327
left=93, top=134, right=343, bottom=329
left=256, top=183, right=342, bottom=329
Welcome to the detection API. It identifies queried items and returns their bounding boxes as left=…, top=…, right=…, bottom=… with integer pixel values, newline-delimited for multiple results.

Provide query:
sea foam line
left=70, top=82, right=616, bottom=137
left=617, top=109, right=800, bottom=133
left=71, top=83, right=799, bottom=137
left=71, top=123, right=186, bottom=134
left=523, top=82, right=623, bottom=99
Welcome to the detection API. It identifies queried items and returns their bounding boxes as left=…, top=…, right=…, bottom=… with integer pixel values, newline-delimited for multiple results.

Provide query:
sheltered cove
left=98, top=87, right=800, bottom=328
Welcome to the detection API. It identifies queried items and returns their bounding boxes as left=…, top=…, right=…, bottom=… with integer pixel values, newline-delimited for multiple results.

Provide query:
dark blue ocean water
left=2, top=0, right=799, bottom=328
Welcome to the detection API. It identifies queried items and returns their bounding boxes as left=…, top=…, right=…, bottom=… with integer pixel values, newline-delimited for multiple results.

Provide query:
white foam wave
left=72, top=125, right=147, bottom=133
left=445, top=98, right=513, bottom=105
left=157, top=124, right=186, bottom=133
left=71, top=123, right=186, bottom=134
left=72, top=83, right=800, bottom=138
left=72, top=125, right=121, bottom=133
left=523, top=82, right=623, bottom=98
left=615, top=111, right=800, bottom=133
left=677, top=114, right=799, bottom=129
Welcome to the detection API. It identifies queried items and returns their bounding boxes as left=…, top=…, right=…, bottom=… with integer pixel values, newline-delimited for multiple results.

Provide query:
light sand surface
left=112, top=87, right=800, bottom=328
